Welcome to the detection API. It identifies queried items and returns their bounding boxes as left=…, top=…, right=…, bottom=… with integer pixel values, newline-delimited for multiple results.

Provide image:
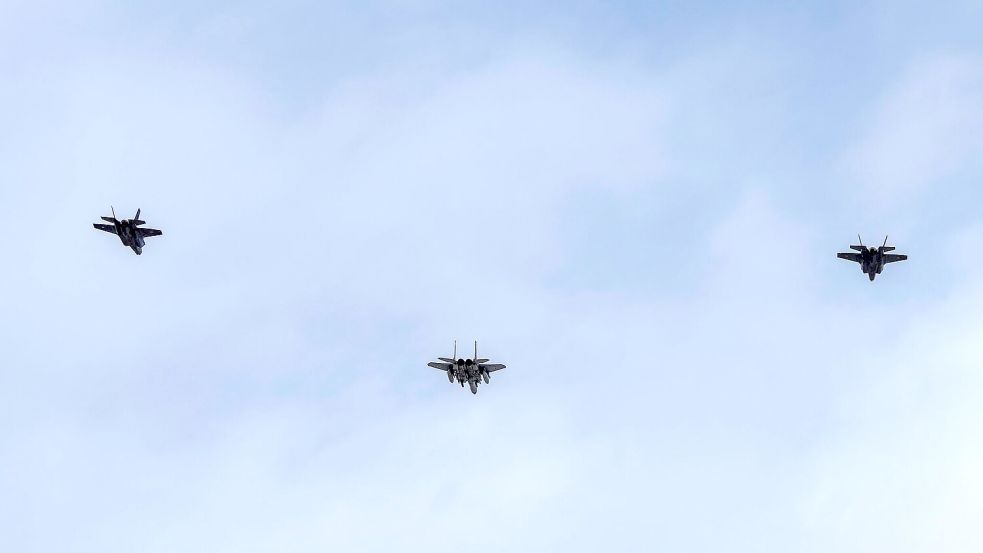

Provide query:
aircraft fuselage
left=430, top=343, right=503, bottom=395
left=115, top=221, right=145, bottom=254
left=450, top=358, right=490, bottom=394
left=860, top=248, right=884, bottom=281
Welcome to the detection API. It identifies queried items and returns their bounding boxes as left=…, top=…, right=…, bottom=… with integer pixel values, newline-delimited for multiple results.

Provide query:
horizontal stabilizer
left=479, top=363, right=506, bottom=372
left=880, top=246, right=895, bottom=252
left=428, top=362, right=452, bottom=371
left=475, top=358, right=489, bottom=364
left=93, top=223, right=117, bottom=234
left=101, top=216, right=117, bottom=223
left=837, top=252, right=862, bottom=263
left=131, top=219, right=146, bottom=226
left=438, top=357, right=455, bottom=363
left=849, top=245, right=865, bottom=252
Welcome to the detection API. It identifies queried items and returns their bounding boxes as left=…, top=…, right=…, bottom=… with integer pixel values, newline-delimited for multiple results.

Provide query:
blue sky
left=2, top=1, right=983, bottom=551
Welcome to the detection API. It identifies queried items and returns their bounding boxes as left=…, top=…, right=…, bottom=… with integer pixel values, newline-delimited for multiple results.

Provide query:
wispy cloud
left=843, top=55, right=983, bottom=205
left=2, top=3, right=983, bottom=553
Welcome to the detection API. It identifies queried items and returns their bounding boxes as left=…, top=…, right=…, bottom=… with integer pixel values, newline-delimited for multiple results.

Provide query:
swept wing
left=138, top=228, right=162, bottom=238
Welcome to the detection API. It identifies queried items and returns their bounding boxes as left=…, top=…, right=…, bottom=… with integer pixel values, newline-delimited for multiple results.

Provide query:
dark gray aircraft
left=93, top=207, right=162, bottom=255
left=428, top=340, right=506, bottom=394
left=837, top=235, right=907, bottom=281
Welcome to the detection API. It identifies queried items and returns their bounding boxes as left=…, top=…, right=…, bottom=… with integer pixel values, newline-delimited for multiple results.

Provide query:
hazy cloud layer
left=1, top=2, right=983, bottom=552
left=845, top=55, right=983, bottom=205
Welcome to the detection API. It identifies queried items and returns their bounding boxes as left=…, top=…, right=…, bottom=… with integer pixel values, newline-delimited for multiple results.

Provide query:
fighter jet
left=427, top=340, right=506, bottom=394
left=93, top=207, right=162, bottom=255
left=837, top=235, right=907, bottom=281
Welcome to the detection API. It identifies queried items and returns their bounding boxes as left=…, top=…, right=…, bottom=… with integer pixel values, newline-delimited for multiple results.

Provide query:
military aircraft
left=428, top=340, right=506, bottom=394
left=837, top=235, right=907, bottom=281
left=93, top=207, right=162, bottom=255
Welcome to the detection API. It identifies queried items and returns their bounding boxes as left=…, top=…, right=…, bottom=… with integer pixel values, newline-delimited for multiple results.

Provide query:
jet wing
left=138, top=228, right=162, bottom=238
left=93, top=223, right=118, bottom=234
left=883, top=254, right=907, bottom=264
left=479, top=363, right=506, bottom=372
left=428, top=362, right=453, bottom=371
left=837, top=252, right=862, bottom=263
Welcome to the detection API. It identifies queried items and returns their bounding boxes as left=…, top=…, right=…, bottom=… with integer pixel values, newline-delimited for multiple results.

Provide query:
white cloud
left=0, top=30, right=673, bottom=553
left=3, top=4, right=983, bottom=553
left=845, top=55, right=983, bottom=204
left=801, top=274, right=983, bottom=553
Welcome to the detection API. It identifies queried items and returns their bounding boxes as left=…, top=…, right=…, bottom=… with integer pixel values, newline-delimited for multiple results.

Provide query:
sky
left=1, top=1, right=983, bottom=551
